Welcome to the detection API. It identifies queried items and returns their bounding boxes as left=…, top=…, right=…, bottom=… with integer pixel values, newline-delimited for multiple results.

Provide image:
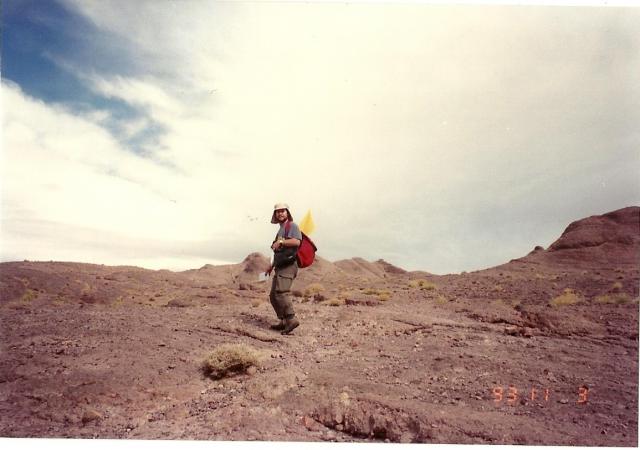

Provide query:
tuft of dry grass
left=611, top=281, right=623, bottom=293
left=304, top=283, right=325, bottom=297
left=435, top=294, right=448, bottom=304
left=594, top=293, right=633, bottom=305
left=409, top=279, right=437, bottom=290
left=20, top=289, right=38, bottom=303
left=322, top=297, right=345, bottom=307
left=202, top=343, right=260, bottom=380
left=360, top=287, right=392, bottom=302
left=338, top=290, right=354, bottom=299
left=550, top=288, right=580, bottom=307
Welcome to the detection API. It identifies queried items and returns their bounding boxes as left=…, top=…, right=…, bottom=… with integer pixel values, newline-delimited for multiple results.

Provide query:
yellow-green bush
left=304, top=283, right=325, bottom=297
left=338, top=290, right=354, bottom=299
left=594, top=293, right=632, bottom=305
left=611, top=281, right=623, bottom=293
left=409, top=279, right=437, bottom=290
left=359, top=288, right=391, bottom=301
left=20, top=289, right=37, bottom=303
left=322, top=297, right=345, bottom=307
left=550, top=288, right=580, bottom=307
left=202, top=343, right=260, bottom=380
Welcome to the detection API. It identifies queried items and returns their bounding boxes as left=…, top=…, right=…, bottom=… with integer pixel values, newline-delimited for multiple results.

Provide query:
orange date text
left=492, top=386, right=589, bottom=405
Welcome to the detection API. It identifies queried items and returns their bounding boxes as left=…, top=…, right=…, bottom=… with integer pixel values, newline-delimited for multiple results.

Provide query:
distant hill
left=1, top=207, right=637, bottom=304
left=512, top=206, right=639, bottom=268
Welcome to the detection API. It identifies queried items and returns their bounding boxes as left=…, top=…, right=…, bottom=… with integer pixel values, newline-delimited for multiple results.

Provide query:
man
left=265, top=203, right=301, bottom=335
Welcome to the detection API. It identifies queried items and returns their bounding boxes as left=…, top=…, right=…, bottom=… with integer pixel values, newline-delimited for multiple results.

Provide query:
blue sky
left=2, top=0, right=165, bottom=153
left=2, top=1, right=639, bottom=274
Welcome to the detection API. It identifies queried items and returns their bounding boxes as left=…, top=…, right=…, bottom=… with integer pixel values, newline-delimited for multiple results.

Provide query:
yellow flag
left=299, top=209, right=316, bottom=235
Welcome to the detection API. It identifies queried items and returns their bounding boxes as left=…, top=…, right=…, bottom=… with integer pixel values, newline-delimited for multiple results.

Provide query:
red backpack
left=285, top=222, right=317, bottom=268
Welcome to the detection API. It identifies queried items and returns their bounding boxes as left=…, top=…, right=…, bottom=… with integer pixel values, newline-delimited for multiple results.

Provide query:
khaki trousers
left=269, top=262, right=298, bottom=319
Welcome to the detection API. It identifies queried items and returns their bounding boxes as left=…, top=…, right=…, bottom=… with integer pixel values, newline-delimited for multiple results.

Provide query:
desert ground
left=1, top=207, right=638, bottom=445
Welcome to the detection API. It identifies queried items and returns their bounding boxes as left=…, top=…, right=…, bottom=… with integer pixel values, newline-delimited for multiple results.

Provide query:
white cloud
left=3, top=3, right=640, bottom=273
left=1, top=82, right=234, bottom=266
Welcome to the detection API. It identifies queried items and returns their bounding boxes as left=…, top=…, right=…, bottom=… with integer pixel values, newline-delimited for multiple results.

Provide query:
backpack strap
left=284, top=220, right=291, bottom=238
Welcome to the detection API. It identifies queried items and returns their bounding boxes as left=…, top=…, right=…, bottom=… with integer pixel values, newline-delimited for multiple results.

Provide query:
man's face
left=275, top=209, right=288, bottom=223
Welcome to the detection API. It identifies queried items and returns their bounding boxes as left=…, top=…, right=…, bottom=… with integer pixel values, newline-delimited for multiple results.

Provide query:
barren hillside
left=0, top=207, right=638, bottom=445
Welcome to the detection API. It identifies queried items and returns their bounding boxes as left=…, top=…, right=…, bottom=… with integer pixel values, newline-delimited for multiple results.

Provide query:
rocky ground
left=1, top=207, right=638, bottom=445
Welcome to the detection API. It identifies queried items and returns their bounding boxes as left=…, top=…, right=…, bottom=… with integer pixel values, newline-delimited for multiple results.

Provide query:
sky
left=1, top=0, right=639, bottom=275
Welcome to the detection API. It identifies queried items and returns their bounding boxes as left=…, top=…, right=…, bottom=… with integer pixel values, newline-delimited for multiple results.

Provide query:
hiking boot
left=270, top=320, right=285, bottom=331
left=281, top=317, right=300, bottom=335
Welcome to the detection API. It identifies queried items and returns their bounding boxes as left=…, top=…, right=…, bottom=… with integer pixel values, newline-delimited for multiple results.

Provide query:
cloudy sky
left=2, top=0, right=639, bottom=274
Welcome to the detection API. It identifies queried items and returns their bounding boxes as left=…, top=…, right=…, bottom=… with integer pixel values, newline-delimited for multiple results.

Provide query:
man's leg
left=274, top=263, right=299, bottom=334
left=269, top=276, right=285, bottom=329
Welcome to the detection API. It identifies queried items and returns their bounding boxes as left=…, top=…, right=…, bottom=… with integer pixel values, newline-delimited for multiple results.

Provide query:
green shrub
left=202, top=343, right=260, bottom=380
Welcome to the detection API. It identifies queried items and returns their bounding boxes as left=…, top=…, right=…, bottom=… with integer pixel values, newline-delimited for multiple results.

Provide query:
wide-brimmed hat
left=271, top=203, right=293, bottom=224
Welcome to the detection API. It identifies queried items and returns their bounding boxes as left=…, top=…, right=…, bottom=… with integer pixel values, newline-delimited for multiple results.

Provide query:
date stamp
left=492, top=386, right=589, bottom=405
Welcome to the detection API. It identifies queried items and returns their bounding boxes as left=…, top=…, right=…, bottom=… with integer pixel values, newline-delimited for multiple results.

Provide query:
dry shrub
left=251, top=298, right=262, bottom=307
left=166, top=298, right=193, bottom=308
left=304, top=283, right=325, bottom=297
left=435, top=294, right=448, bottom=304
left=594, top=293, right=632, bottom=305
left=291, top=289, right=304, bottom=298
left=20, top=289, right=37, bottom=303
left=338, top=290, right=354, bottom=299
left=550, top=288, right=580, bottom=307
left=358, top=288, right=392, bottom=301
left=611, top=281, right=623, bottom=293
left=409, top=279, right=437, bottom=290
left=322, top=297, right=345, bottom=307
left=202, top=343, right=260, bottom=380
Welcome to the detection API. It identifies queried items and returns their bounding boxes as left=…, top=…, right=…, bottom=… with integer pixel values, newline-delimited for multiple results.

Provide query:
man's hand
left=265, top=265, right=273, bottom=276
left=271, top=239, right=284, bottom=251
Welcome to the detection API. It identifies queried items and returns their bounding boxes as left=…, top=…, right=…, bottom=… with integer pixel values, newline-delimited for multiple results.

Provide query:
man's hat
left=271, top=203, right=293, bottom=224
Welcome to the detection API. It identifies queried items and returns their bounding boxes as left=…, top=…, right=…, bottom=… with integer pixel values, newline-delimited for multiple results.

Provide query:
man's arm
left=272, top=237, right=300, bottom=251
left=281, top=238, right=301, bottom=248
